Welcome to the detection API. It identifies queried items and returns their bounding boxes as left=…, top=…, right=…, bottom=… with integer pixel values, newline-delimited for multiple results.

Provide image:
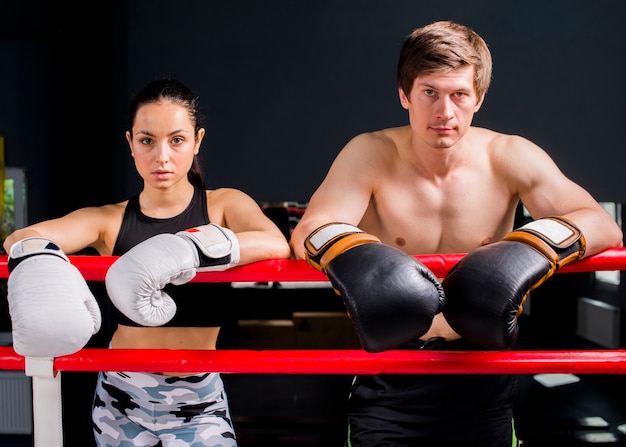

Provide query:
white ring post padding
left=25, top=357, right=63, bottom=447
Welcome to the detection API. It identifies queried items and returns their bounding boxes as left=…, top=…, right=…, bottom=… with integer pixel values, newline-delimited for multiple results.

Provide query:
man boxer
left=290, top=20, right=623, bottom=447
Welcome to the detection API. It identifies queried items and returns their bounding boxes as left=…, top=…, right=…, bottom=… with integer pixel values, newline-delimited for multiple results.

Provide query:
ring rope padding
left=1, top=247, right=626, bottom=375
left=0, top=247, right=624, bottom=281
left=1, top=347, right=626, bottom=374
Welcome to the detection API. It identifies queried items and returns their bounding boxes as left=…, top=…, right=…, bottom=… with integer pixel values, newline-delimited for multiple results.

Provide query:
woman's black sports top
left=108, top=186, right=232, bottom=327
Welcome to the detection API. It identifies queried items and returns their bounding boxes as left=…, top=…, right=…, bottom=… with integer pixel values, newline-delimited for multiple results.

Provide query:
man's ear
left=474, top=94, right=485, bottom=113
left=398, top=87, right=410, bottom=110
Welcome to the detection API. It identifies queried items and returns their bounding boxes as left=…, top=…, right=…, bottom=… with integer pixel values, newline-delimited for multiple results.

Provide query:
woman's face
left=126, top=101, right=204, bottom=190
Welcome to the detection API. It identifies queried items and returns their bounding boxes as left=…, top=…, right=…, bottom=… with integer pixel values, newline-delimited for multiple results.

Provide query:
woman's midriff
left=111, top=325, right=221, bottom=375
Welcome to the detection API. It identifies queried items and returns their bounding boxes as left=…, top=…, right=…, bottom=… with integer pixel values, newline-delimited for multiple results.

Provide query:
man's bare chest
left=361, top=183, right=516, bottom=254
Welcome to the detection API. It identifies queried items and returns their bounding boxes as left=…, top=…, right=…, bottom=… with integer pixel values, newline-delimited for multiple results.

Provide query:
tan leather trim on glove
left=504, top=216, right=586, bottom=270
left=318, top=233, right=381, bottom=271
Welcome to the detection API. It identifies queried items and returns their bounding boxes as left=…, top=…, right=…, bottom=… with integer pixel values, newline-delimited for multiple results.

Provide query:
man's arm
left=440, top=135, right=624, bottom=349
left=524, top=188, right=624, bottom=257
left=291, top=134, right=380, bottom=258
left=496, top=135, right=623, bottom=255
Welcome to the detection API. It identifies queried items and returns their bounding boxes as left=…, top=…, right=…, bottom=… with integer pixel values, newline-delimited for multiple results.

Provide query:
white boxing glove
left=7, top=238, right=102, bottom=357
left=105, top=223, right=240, bottom=326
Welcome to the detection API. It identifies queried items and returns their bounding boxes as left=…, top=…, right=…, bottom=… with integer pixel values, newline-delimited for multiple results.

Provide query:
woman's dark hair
left=128, top=78, right=206, bottom=189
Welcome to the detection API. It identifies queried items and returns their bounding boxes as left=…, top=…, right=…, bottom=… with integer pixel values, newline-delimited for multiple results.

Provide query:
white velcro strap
left=519, top=219, right=574, bottom=246
left=307, top=223, right=363, bottom=252
left=8, top=237, right=68, bottom=273
left=177, top=224, right=233, bottom=257
left=177, top=224, right=240, bottom=269
left=9, top=237, right=68, bottom=261
left=508, top=216, right=585, bottom=267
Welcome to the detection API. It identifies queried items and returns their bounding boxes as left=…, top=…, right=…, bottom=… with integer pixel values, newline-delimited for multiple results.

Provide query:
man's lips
left=430, top=126, right=454, bottom=134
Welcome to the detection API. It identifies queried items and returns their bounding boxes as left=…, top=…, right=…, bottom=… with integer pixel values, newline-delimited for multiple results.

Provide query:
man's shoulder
left=470, top=126, right=527, bottom=144
left=373, top=125, right=409, bottom=140
left=468, top=127, right=535, bottom=156
left=346, top=126, right=408, bottom=151
left=469, top=125, right=502, bottom=139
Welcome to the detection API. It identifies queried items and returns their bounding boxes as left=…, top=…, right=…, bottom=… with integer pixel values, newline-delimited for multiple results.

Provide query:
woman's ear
left=194, top=128, right=206, bottom=155
left=125, top=131, right=135, bottom=157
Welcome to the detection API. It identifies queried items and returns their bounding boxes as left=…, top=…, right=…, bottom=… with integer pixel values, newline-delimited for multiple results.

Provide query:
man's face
left=399, top=65, right=483, bottom=149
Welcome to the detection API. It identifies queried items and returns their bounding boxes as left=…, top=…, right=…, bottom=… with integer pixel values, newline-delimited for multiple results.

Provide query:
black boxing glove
left=442, top=216, right=586, bottom=349
left=305, top=223, right=445, bottom=353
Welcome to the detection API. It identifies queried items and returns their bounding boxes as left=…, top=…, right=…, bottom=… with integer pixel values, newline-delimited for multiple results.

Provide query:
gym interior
left=1, top=1, right=626, bottom=446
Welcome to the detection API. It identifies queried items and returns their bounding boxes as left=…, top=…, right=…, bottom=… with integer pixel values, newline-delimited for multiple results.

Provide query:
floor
left=514, top=373, right=626, bottom=446
left=3, top=371, right=626, bottom=447
left=1, top=436, right=30, bottom=447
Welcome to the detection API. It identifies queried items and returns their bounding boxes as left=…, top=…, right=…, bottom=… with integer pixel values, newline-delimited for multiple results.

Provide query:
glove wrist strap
left=177, top=224, right=240, bottom=270
left=8, top=238, right=68, bottom=272
left=504, top=216, right=586, bottom=268
left=305, top=223, right=377, bottom=271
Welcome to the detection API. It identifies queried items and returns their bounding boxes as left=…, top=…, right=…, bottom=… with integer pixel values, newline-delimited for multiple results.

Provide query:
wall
left=0, top=2, right=118, bottom=225
left=1, top=1, right=625, bottom=221
left=118, top=0, right=626, bottom=205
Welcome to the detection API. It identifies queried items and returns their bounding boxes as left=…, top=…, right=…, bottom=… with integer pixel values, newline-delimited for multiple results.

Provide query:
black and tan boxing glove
left=305, top=223, right=445, bottom=353
left=442, top=216, right=586, bottom=349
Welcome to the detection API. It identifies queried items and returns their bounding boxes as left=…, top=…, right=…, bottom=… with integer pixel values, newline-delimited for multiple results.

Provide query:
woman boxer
left=4, top=78, right=291, bottom=446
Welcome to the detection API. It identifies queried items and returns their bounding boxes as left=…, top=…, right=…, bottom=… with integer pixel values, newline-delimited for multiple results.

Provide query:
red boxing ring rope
left=0, top=247, right=625, bottom=375
left=0, top=247, right=624, bottom=282
left=2, top=347, right=626, bottom=375
left=1, top=249, right=626, bottom=447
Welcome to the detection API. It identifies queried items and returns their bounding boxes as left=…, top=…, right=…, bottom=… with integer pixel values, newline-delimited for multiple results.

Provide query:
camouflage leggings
left=92, top=371, right=237, bottom=447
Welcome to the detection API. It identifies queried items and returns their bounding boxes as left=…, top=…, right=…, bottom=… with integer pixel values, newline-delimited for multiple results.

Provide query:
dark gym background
left=2, top=0, right=626, bottom=220
left=1, top=1, right=626, bottom=446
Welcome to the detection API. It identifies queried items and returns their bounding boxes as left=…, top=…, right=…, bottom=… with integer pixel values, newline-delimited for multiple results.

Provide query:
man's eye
left=424, top=89, right=435, bottom=97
